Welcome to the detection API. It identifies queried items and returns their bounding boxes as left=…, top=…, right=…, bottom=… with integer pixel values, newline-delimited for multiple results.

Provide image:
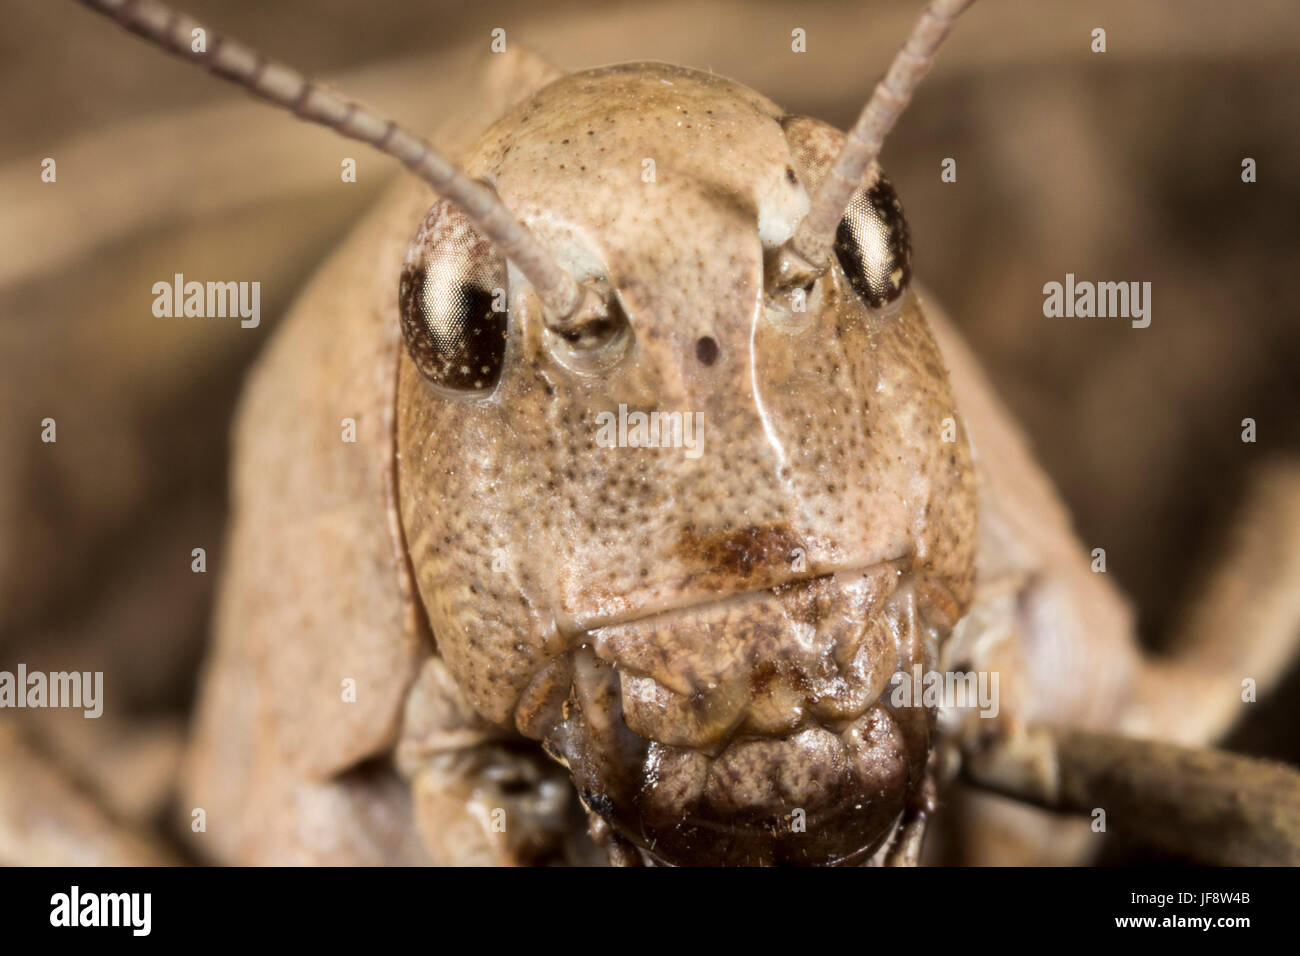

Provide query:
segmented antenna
left=779, top=0, right=977, bottom=281
left=74, top=0, right=584, bottom=325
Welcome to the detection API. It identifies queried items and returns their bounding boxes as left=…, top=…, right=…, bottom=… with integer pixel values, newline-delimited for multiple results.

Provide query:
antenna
left=74, top=0, right=585, bottom=327
left=775, top=0, right=978, bottom=286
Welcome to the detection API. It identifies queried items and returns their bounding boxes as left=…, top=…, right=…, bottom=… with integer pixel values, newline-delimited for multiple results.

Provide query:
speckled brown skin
left=396, top=64, right=975, bottom=865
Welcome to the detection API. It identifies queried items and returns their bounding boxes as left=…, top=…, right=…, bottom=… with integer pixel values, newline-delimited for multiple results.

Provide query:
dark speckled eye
left=399, top=200, right=508, bottom=396
left=833, top=176, right=911, bottom=308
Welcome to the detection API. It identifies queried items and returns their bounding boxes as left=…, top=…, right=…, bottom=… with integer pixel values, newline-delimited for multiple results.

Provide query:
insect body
left=70, top=0, right=1300, bottom=866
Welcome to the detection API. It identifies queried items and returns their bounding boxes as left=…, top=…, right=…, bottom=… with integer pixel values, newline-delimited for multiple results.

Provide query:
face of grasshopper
left=396, top=63, right=977, bottom=865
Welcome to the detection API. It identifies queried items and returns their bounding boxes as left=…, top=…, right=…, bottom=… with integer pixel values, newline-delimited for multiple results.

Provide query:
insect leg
left=962, top=724, right=1300, bottom=865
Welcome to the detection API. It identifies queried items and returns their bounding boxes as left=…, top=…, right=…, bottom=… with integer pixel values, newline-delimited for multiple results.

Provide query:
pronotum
left=13, top=0, right=1299, bottom=865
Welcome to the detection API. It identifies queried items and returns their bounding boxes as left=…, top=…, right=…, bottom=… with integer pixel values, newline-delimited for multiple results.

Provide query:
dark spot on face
left=695, top=335, right=719, bottom=366
left=785, top=165, right=797, bottom=185
left=676, top=524, right=804, bottom=580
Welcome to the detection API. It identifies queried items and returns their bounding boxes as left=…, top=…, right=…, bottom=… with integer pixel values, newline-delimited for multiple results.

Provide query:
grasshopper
left=6, top=0, right=1298, bottom=866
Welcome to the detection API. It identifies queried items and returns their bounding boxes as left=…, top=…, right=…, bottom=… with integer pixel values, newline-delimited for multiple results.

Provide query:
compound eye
left=399, top=199, right=508, bottom=396
left=833, top=175, right=911, bottom=308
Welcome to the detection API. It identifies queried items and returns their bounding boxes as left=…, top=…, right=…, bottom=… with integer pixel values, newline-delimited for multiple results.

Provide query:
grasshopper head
left=397, top=63, right=976, bottom=865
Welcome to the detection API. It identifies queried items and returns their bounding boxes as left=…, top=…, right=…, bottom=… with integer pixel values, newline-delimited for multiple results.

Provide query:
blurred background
left=1, top=0, right=1297, bottom=863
